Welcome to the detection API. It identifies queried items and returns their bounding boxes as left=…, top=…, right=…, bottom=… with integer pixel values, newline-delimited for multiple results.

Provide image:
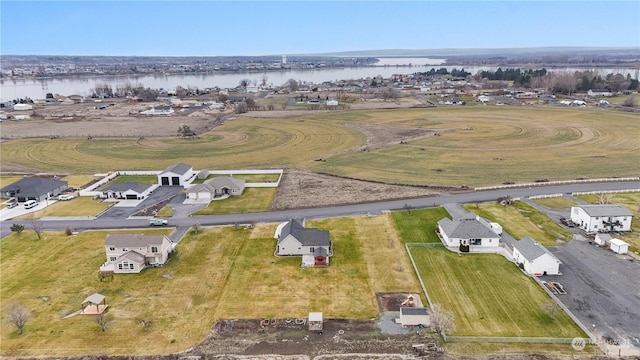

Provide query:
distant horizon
left=1, top=1, right=639, bottom=57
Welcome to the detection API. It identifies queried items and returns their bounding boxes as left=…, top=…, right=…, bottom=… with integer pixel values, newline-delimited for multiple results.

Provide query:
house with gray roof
left=1, top=176, right=68, bottom=202
left=186, top=176, right=245, bottom=201
left=274, top=219, right=333, bottom=267
left=570, top=205, right=633, bottom=233
left=158, top=163, right=194, bottom=186
left=437, top=217, right=501, bottom=252
left=100, top=233, right=174, bottom=274
left=399, top=307, right=430, bottom=327
left=512, top=236, right=561, bottom=276
left=101, top=180, right=153, bottom=200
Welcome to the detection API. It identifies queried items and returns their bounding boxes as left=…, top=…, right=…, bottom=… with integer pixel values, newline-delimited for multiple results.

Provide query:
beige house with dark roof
left=100, top=234, right=174, bottom=274
left=274, top=219, right=333, bottom=267
left=186, top=176, right=245, bottom=201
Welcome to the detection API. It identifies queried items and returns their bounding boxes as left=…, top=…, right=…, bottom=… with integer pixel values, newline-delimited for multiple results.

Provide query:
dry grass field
left=2, top=106, right=638, bottom=188
left=409, top=246, right=585, bottom=338
left=0, top=214, right=420, bottom=356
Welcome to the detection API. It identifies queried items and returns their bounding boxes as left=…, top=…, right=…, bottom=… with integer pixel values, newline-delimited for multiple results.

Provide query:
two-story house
left=100, top=234, right=174, bottom=274
left=570, top=205, right=633, bottom=233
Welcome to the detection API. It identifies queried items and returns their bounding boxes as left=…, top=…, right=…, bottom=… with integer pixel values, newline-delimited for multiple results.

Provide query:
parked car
left=24, top=200, right=38, bottom=209
left=58, top=194, right=75, bottom=201
left=7, top=201, right=18, bottom=209
left=149, top=218, right=168, bottom=226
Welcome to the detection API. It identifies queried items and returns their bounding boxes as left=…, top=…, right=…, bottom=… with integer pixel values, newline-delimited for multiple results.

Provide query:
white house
left=274, top=219, right=332, bottom=267
left=101, top=180, right=153, bottom=200
left=512, top=237, right=561, bottom=276
left=609, top=238, right=629, bottom=255
left=100, top=234, right=174, bottom=274
left=158, top=163, right=194, bottom=187
left=437, top=217, right=501, bottom=252
left=570, top=205, right=633, bottom=233
left=399, top=307, right=430, bottom=327
left=13, top=103, right=33, bottom=111
left=588, top=89, right=613, bottom=97
left=186, top=176, right=245, bottom=201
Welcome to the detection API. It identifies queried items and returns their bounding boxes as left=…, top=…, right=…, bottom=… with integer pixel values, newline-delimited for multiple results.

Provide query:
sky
left=1, top=1, right=639, bottom=56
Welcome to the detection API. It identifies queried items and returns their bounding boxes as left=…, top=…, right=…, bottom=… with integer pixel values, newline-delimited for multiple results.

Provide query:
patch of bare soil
left=270, top=168, right=437, bottom=210
left=347, top=124, right=448, bottom=151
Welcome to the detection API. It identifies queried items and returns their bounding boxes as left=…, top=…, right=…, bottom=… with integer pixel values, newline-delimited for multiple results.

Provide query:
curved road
left=2, top=180, right=638, bottom=237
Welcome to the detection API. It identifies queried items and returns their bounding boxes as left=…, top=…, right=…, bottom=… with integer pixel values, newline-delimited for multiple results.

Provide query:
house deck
left=81, top=304, right=109, bottom=315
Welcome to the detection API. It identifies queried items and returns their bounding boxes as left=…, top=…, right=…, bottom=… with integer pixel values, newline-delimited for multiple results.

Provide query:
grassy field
left=408, top=246, right=585, bottom=338
left=391, top=207, right=451, bottom=244
left=531, top=196, right=579, bottom=209
left=2, top=107, right=638, bottom=187
left=575, top=192, right=640, bottom=254
left=14, top=197, right=112, bottom=219
left=463, top=201, right=573, bottom=246
left=192, top=188, right=277, bottom=215
left=0, top=214, right=420, bottom=356
left=191, top=173, right=281, bottom=184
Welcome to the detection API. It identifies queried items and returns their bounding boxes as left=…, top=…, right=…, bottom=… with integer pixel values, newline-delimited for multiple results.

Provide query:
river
left=1, top=57, right=637, bottom=101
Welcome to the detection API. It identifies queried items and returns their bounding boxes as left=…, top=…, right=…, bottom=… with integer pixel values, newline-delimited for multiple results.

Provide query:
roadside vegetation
left=531, top=196, right=579, bottom=209
left=463, top=200, right=573, bottom=246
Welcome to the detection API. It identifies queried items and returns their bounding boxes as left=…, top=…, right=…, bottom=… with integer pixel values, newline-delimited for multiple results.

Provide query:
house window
left=109, top=257, right=116, bottom=262
left=109, top=247, right=115, bottom=251
left=118, top=263, right=124, bottom=270
left=151, top=246, right=158, bottom=253
left=310, top=247, right=315, bottom=253
left=129, top=263, right=134, bottom=269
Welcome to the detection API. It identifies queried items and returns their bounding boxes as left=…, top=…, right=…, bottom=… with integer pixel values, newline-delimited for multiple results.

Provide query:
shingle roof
left=161, top=163, right=192, bottom=175
left=400, top=307, right=429, bottom=316
left=105, top=234, right=168, bottom=247
left=115, top=250, right=146, bottom=263
left=205, top=176, right=245, bottom=190
left=513, top=236, right=560, bottom=263
left=438, top=218, right=500, bottom=239
left=102, top=180, right=151, bottom=193
left=576, top=205, right=633, bottom=217
left=1, top=176, right=67, bottom=198
left=279, top=219, right=331, bottom=246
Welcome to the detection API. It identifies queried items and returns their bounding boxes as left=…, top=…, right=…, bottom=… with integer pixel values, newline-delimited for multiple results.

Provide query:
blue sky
left=1, top=1, right=639, bottom=56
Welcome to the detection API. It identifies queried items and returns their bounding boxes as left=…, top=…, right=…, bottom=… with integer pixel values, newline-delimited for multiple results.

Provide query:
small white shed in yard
left=308, top=312, right=323, bottom=332
left=594, top=233, right=612, bottom=247
left=609, top=238, right=629, bottom=255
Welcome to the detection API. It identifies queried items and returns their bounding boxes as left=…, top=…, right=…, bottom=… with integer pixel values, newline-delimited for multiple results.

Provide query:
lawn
left=575, top=192, right=640, bottom=254
left=462, top=201, right=573, bottom=246
left=96, top=175, right=158, bottom=190
left=0, top=214, right=419, bottom=356
left=191, top=173, right=281, bottom=184
left=2, top=107, right=638, bottom=188
left=531, top=196, right=579, bottom=210
left=14, top=196, right=112, bottom=219
left=408, top=246, right=585, bottom=338
left=192, top=188, right=277, bottom=215
left=391, top=207, right=451, bottom=244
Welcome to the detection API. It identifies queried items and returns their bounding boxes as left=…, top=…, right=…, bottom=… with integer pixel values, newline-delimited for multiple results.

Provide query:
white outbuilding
left=13, top=103, right=33, bottom=111
left=512, top=237, right=561, bottom=276
left=399, top=307, right=430, bottom=327
left=609, top=238, right=629, bottom=255
left=570, top=205, right=633, bottom=233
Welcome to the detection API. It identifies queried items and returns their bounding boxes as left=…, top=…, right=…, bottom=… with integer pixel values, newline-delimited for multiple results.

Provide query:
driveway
left=544, top=238, right=640, bottom=353
left=98, top=186, right=184, bottom=219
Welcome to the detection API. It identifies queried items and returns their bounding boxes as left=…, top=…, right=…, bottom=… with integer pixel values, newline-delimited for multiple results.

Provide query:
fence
left=572, top=189, right=640, bottom=196
left=476, top=177, right=640, bottom=191
left=529, top=193, right=563, bottom=199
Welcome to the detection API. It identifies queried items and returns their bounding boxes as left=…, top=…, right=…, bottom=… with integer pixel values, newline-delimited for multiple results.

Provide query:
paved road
left=2, top=180, right=638, bottom=237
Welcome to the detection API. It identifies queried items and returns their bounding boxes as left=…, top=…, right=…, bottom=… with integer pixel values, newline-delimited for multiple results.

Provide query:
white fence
left=79, top=172, right=119, bottom=197
left=528, top=193, right=563, bottom=199
left=206, top=169, right=284, bottom=188
left=572, top=189, right=640, bottom=196
left=476, top=177, right=640, bottom=191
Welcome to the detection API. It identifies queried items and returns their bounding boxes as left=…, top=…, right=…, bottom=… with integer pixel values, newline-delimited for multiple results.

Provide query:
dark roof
left=1, top=176, right=67, bottom=197
left=575, top=205, right=633, bottom=217
left=279, top=219, right=331, bottom=246
left=161, top=163, right=192, bottom=175
left=400, top=307, right=429, bottom=316
left=438, top=218, right=500, bottom=239
left=513, top=236, right=560, bottom=263
left=105, top=234, right=168, bottom=247
left=102, top=180, right=151, bottom=193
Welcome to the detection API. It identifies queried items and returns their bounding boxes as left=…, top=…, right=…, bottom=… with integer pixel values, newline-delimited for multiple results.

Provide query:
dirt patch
left=270, top=168, right=438, bottom=210
left=376, top=293, right=424, bottom=312
left=347, top=123, right=446, bottom=151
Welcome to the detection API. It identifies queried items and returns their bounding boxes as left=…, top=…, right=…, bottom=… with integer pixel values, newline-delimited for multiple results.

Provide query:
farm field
left=0, top=214, right=420, bottom=356
left=408, top=246, right=585, bottom=338
left=462, top=200, right=573, bottom=246
left=1, top=107, right=639, bottom=188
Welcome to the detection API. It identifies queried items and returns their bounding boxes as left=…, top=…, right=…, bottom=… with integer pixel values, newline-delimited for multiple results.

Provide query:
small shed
left=308, top=312, right=323, bottom=332
left=81, top=293, right=108, bottom=315
left=609, top=238, right=629, bottom=255
left=399, top=307, right=430, bottom=327
left=594, top=233, right=612, bottom=246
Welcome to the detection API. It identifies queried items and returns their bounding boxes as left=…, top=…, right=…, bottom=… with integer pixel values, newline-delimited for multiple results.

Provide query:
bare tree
left=543, top=301, right=557, bottom=319
left=622, top=95, right=637, bottom=107
left=286, top=78, right=299, bottom=91
left=177, top=125, right=196, bottom=137
left=7, top=303, right=30, bottom=334
left=235, top=101, right=248, bottom=114
left=403, top=203, right=413, bottom=215
left=596, top=193, right=613, bottom=204
left=29, top=214, right=43, bottom=240
left=95, top=313, right=108, bottom=332
left=64, top=225, right=74, bottom=236
left=380, top=87, right=399, bottom=101
left=137, top=317, right=154, bottom=331
left=430, top=304, right=455, bottom=337
left=193, top=222, right=201, bottom=235
left=261, top=75, right=269, bottom=87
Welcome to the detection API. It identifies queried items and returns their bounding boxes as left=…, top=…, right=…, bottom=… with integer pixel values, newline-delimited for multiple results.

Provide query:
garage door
left=171, top=176, right=180, bottom=185
left=126, top=194, right=138, bottom=200
left=161, top=177, right=170, bottom=186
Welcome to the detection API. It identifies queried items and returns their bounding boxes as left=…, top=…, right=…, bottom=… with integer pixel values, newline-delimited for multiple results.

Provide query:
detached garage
left=512, top=236, right=561, bottom=276
left=399, top=307, right=430, bottom=327
left=158, top=163, right=194, bottom=187
left=609, top=239, right=629, bottom=255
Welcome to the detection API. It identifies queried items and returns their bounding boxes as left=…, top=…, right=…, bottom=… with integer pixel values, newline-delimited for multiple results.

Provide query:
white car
left=58, top=194, right=75, bottom=201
